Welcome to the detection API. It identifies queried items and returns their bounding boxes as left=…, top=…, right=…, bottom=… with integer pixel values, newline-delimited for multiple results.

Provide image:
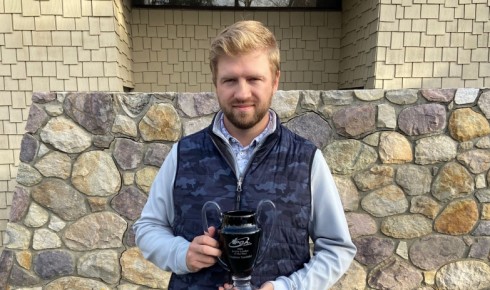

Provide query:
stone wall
left=2, top=89, right=490, bottom=289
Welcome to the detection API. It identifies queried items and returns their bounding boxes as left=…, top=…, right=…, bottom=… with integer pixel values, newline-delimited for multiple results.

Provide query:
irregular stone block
left=9, top=264, right=39, bottom=287
left=354, top=236, right=395, bottom=266
left=432, top=162, right=474, bottom=202
left=409, top=235, right=465, bottom=270
left=477, top=90, right=490, bottom=118
left=113, top=138, right=144, bottom=170
left=346, top=213, right=377, bottom=239
left=299, top=90, right=321, bottom=110
left=117, top=93, right=151, bottom=118
left=177, top=92, right=218, bottom=118
left=410, top=196, right=441, bottom=219
left=398, top=104, right=446, bottom=136
left=354, top=165, right=394, bottom=191
left=40, top=116, right=92, bottom=154
left=121, top=247, right=171, bottom=289
left=63, top=92, right=115, bottom=135
left=24, top=203, right=49, bottom=228
left=320, top=90, right=354, bottom=105
left=395, top=164, right=432, bottom=196
left=415, top=135, right=457, bottom=165
left=381, top=214, right=432, bottom=239
left=144, top=143, right=171, bottom=167
left=78, top=250, right=120, bottom=284
left=333, top=175, right=359, bottom=211
left=449, top=108, right=490, bottom=142
left=31, top=179, right=88, bottom=221
left=182, top=115, right=213, bottom=136
left=16, top=163, right=42, bottom=186
left=330, top=260, right=367, bottom=290
left=457, top=149, right=490, bottom=174
left=25, top=104, right=49, bottom=134
left=63, top=212, right=127, bottom=251
left=135, top=166, right=159, bottom=193
left=72, top=150, right=121, bottom=196
left=385, top=89, right=418, bottom=105
left=379, top=132, right=413, bottom=164
left=0, top=250, right=14, bottom=289
left=32, top=92, right=57, bottom=103
left=323, top=140, right=377, bottom=175
left=368, top=257, right=423, bottom=290
left=34, top=151, right=72, bottom=180
left=9, top=187, right=30, bottom=222
left=271, top=90, right=300, bottom=119
left=139, top=103, right=181, bottom=141
left=19, top=133, right=39, bottom=163
left=435, top=260, right=490, bottom=289
left=454, top=88, right=479, bottom=104
left=111, top=186, right=147, bottom=220
left=434, top=199, right=478, bottom=235
left=361, top=185, right=408, bottom=217
left=33, top=229, right=62, bottom=250
left=46, top=276, right=110, bottom=290
left=284, top=112, right=333, bottom=149
left=377, top=103, right=396, bottom=129
left=33, top=250, right=74, bottom=280
left=354, top=89, right=384, bottom=101
left=420, top=88, right=456, bottom=102
left=112, top=114, right=138, bottom=137
left=332, top=104, right=376, bottom=138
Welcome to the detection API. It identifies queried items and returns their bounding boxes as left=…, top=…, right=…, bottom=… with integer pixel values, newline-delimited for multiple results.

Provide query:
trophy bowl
left=202, top=200, right=276, bottom=290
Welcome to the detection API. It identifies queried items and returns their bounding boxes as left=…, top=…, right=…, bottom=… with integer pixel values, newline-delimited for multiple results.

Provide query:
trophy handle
left=201, top=201, right=230, bottom=271
left=255, top=199, right=276, bottom=266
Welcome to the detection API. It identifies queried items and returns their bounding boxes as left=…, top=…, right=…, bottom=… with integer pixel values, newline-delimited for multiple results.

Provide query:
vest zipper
left=235, top=177, right=243, bottom=209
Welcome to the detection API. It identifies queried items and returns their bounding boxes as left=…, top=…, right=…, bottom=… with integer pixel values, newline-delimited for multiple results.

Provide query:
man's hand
left=186, top=226, right=221, bottom=272
left=218, top=282, right=274, bottom=290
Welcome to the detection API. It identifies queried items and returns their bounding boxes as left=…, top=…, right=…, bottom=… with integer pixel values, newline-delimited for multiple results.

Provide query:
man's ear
left=273, top=70, right=281, bottom=91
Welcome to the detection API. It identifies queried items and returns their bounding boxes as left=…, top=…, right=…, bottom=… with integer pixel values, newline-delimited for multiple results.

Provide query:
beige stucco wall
left=130, top=9, right=343, bottom=92
left=374, top=0, right=490, bottom=89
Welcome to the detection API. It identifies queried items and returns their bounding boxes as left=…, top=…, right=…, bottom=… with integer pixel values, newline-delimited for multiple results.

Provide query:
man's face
left=215, top=50, right=280, bottom=132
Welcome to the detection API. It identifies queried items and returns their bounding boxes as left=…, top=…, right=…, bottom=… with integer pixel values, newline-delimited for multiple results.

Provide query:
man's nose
left=235, top=79, right=251, bottom=99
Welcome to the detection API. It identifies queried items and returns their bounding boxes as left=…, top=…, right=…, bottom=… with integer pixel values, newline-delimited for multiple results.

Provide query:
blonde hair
left=209, top=20, right=280, bottom=85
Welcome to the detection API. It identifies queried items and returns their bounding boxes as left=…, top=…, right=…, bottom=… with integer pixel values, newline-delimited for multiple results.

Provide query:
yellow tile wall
left=131, top=9, right=342, bottom=92
left=375, top=0, right=490, bottom=89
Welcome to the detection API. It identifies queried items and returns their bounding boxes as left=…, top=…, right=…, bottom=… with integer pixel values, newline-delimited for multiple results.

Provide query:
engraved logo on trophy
left=202, top=200, right=276, bottom=290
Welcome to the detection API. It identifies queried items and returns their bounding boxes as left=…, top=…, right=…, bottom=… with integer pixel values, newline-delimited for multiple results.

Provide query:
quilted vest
left=169, top=119, right=317, bottom=289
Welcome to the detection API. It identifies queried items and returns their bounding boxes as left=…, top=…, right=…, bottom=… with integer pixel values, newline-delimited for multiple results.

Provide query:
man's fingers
left=190, top=240, right=221, bottom=257
left=205, top=226, right=216, bottom=237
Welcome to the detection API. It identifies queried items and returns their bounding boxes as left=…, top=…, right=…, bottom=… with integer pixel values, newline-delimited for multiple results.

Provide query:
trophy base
left=232, top=275, right=257, bottom=290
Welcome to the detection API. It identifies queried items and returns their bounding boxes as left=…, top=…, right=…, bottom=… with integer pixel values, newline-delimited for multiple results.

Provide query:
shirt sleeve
left=270, top=149, right=357, bottom=290
left=133, top=143, right=192, bottom=274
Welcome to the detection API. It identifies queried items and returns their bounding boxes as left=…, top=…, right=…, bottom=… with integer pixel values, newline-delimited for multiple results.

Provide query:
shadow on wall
left=2, top=88, right=490, bottom=289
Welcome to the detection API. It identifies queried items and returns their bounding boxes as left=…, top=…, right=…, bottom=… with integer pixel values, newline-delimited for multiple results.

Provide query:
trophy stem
left=232, top=275, right=256, bottom=290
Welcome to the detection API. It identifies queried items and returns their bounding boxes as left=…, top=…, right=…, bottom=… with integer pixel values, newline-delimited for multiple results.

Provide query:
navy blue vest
left=169, top=118, right=316, bottom=289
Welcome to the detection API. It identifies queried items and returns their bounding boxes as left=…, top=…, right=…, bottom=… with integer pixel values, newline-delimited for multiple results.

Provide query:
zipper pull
left=237, top=178, right=243, bottom=192
left=235, top=177, right=243, bottom=209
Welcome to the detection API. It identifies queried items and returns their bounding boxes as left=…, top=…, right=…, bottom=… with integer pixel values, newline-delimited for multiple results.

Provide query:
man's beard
left=222, top=103, right=270, bottom=130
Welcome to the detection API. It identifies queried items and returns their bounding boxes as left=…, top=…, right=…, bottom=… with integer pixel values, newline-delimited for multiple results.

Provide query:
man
left=134, top=20, right=356, bottom=290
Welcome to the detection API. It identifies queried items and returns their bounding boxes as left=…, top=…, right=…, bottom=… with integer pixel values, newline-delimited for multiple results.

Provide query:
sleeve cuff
left=271, top=277, right=293, bottom=290
left=175, top=239, right=192, bottom=274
